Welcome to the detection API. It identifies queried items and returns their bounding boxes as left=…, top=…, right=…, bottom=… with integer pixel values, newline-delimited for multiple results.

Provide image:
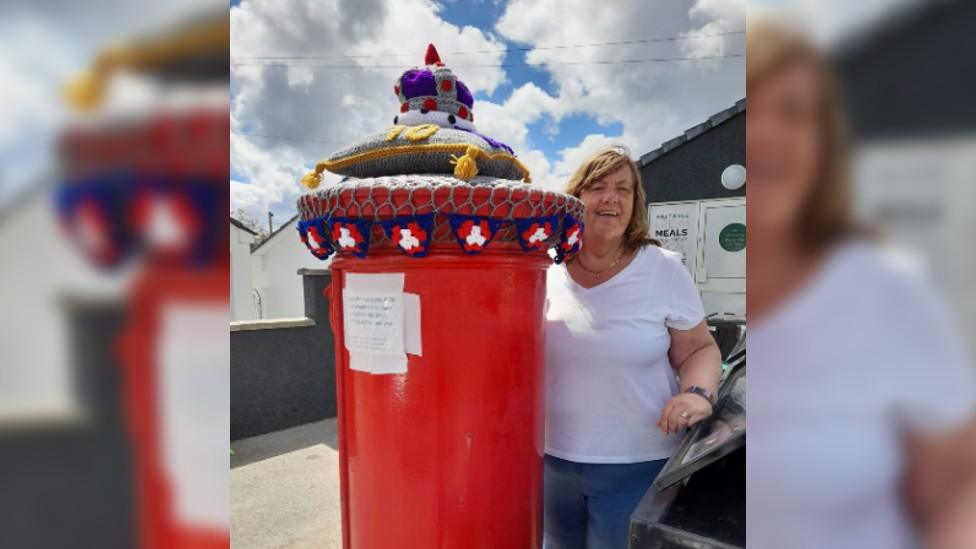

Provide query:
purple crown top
left=399, top=69, right=474, bottom=108
left=394, top=45, right=477, bottom=124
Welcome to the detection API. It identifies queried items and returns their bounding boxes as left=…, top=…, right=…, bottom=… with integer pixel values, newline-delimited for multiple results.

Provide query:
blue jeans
left=544, top=454, right=667, bottom=549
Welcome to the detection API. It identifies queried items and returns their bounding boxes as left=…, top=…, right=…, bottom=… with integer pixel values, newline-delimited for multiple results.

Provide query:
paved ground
left=231, top=419, right=341, bottom=549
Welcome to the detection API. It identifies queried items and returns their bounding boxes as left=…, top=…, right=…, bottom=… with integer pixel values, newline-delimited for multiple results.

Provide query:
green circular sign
left=718, top=223, right=746, bottom=252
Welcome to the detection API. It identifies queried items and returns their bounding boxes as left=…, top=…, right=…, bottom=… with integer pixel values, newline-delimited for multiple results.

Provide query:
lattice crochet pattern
left=298, top=174, right=583, bottom=248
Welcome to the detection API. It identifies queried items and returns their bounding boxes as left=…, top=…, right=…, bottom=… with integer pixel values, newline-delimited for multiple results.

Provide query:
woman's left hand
left=656, top=393, right=712, bottom=435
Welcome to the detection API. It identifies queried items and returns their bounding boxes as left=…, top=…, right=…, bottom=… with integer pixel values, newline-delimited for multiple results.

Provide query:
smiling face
left=748, top=59, right=822, bottom=239
left=579, top=164, right=635, bottom=245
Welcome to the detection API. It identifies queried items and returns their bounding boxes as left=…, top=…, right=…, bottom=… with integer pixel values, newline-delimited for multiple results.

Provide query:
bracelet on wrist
left=684, top=385, right=715, bottom=406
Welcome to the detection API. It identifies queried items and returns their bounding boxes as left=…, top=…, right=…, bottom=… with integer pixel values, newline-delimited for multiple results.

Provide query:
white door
left=648, top=198, right=745, bottom=317
left=696, top=199, right=746, bottom=317
left=700, top=203, right=745, bottom=281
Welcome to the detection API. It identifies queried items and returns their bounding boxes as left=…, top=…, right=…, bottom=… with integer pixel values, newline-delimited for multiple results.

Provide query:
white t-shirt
left=544, top=245, right=706, bottom=463
left=748, top=240, right=976, bottom=549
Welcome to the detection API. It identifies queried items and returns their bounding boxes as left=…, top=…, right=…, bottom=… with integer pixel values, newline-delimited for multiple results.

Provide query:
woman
left=747, top=20, right=976, bottom=549
left=544, top=146, right=722, bottom=549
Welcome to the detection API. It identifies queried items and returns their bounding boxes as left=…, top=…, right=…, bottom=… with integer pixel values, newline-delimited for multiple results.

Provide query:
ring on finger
left=679, top=411, right=690, bottom=420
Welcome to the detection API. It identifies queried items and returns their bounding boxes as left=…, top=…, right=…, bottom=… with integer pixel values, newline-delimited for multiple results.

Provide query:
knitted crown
left=393, top=44, right=475, bottom=128
left=299, top=44, right=531, bottom=188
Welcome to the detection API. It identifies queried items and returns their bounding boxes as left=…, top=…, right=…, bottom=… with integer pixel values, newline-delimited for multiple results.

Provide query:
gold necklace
left=575, top=249, right=626, bottom=279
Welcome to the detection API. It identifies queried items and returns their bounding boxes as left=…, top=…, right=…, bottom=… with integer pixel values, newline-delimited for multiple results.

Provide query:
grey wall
left=835, top=0, right=976, bottom=141
left=231, top=271, right=338, bottom=440
left=639, top=110, right=745, bottom=204
left=0, top=300, right=135, bottom=548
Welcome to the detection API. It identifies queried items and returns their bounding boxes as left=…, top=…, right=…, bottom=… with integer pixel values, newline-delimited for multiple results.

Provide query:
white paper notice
left=159, top=304, right=230, bottom=530
left=343, top=272, right=421, bottom=375
left=404, top=293, right=422, bottom=356
left=343, top=291, right=404, bottom=355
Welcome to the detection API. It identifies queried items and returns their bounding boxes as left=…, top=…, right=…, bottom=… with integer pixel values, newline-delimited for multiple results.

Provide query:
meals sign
left=648, top=202, right=698, bottom=274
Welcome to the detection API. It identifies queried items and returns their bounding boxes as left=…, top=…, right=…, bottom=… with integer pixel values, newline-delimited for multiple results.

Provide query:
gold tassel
left=301, top=170, right=323, bottom=190
left=64, top=72, right=105, bottom=113
left=450, top=145, right=483, bottom=181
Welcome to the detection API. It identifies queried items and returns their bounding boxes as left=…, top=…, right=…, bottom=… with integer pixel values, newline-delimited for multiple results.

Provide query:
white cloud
left=747, top=0, right=921, bottom=47
left=496, top=0, right=744, bottom=157
left=0, top=21, right=68, bottom=144
left=0, top=1, right=225, bottom=202
left=679, top=0, right=746, bottom=59
left=230, top=0, right=508, bottom=217
left=0, top=14, right=78, bottom=198
left=551, top=133, right=639, bottom=184
left=491, top=0, right=743, bottom=189
left=230, top=180, right=277, bottom=217
left=230, top=131, right=311, bottom=220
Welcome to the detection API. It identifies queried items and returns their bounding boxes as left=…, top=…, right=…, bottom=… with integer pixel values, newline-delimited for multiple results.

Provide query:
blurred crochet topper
left=0, top=9, right=231, bottom=549
left=56, top=15, right=228, bottom=270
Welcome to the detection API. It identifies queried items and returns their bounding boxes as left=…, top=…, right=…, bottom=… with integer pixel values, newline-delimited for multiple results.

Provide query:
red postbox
left=296, top=46, right=584, bottom=548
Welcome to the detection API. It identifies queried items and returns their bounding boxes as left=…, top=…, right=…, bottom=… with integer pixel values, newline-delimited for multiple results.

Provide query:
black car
left=629, top=325, right=745, bottom=549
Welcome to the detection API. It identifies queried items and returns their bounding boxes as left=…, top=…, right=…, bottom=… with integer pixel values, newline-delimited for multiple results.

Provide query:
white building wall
left=648, top=197, right=746, bottom=318
left=251, top=219, right=330, bottom=319
left=229, top=223, right=256, bottom=321
left=853, top=137, right=976, bottom=355
left=0, top=186, right=126, bottom=421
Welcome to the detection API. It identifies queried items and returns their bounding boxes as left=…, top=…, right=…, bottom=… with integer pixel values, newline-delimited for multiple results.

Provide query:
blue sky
left=416, top=1, right=627, bottom=161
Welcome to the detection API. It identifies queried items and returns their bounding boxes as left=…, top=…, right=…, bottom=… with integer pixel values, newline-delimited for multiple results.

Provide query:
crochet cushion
left=313, top=126, right=530, bottom=182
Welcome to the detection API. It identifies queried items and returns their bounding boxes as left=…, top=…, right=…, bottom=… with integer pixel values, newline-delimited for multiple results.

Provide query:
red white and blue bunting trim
left=55, top=173, right=223, bottom=270
left=448, top=214, right=502, bottom=255
left=297, top=217, right=334, bottom=261
left=328, top=217, right=372, bottom=259
left=295, top=212, right=583, bottom=263
left=554, top=214, right=583, bottom=265
left=514, top=216, right=558, bottom=253
left=380, top=214, right=435, bottom=258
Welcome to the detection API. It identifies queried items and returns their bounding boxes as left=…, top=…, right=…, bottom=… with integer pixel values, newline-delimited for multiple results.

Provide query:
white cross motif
left=465, top=226, right=487, bottom=247
left=398, top=228, right=421, bottom=250
left=308, top=230, right=323, bottom=249
left=146, top=197, right=186, bottom=247
left=566, top=227, right=580, bottom=247
left=528, top=226, right=549, bottom=244
left=337, top=227, right=357, bottom=249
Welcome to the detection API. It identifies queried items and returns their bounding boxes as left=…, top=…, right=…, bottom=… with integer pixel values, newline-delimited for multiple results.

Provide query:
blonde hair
left=563, top=145, right=659, bottom=251
left=747, top=19, right=857, bottom=251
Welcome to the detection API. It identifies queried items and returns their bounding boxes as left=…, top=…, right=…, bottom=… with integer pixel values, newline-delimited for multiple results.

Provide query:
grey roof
left=230, top=216, right=258, bottom=235
left=0, top=179, right=51, bottom=231
left=638, top=98, right=746, bottom=167
left=251, top=214, right=299, bottom=253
